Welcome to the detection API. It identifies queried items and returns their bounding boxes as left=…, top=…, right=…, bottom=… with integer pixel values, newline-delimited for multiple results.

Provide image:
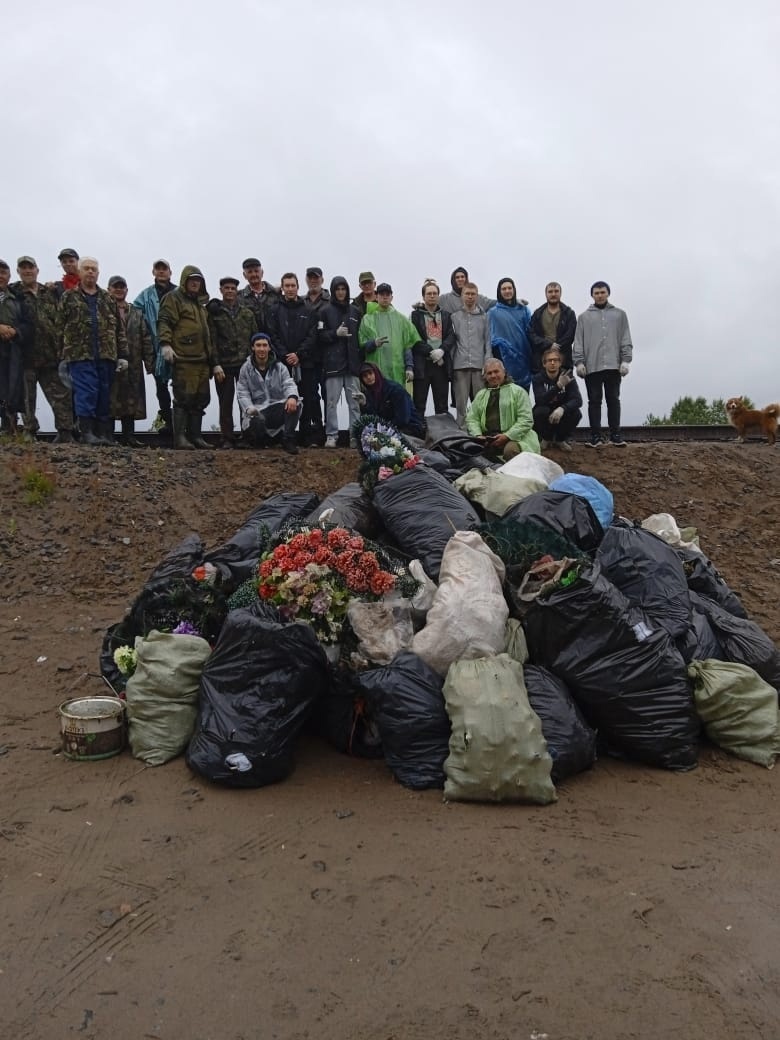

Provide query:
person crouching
left=465, top=357, right=540, bottom=460
left=236, top=332, right=301, bottom=455
left=531, top=346, right=582, bottom=451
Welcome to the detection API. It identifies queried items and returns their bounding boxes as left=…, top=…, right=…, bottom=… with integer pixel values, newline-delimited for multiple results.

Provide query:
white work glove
left=352, top=390, right=367, bottom=406
left=336, top=324, right=350, bottom=338
left=161, top=345, right=174, bottom=364
left=619, top=362, right=630, bottom=377
left=213, top=365, right=225, bottom=382
left=246, top=406, right=259, bottom=417
left=556, top=370, right=572, bottom=389
left=115, top=358, right=128, bottom=373
left=549, top=406, right=564, bottom=424
left=575, top=363, right=586, bottom=378
left=429, top=348, right=445, bottom=365
left=405, top=369, right=414, bottom=383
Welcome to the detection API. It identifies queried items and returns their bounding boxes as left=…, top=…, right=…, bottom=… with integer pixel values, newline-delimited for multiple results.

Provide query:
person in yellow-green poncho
left=358, top=282, right=421, bottom=385
left=465, top=357, right=540, bottom=461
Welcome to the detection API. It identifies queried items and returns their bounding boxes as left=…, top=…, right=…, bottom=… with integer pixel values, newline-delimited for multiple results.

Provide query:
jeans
left=70, top=359, right=114, bottom=421
left=324, top=374, right=360, bottom=439
left=584, top=369, right=622, bottom=434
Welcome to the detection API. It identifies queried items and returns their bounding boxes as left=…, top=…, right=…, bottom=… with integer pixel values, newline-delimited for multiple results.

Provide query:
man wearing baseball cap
left=352, top=271, right=378, bottom=318
left=358, top=283, right=421, bottom=386
left=238, top=258, right=279, bottom=330
left=206, top=277, right=259, bottom=447
left=10, top=256, right=74, bottom=442
left=53, top=248, right=81, bottom=300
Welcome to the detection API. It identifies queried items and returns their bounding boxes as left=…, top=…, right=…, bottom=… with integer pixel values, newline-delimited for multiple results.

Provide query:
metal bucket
left=58, top=695, right=127, bottom=761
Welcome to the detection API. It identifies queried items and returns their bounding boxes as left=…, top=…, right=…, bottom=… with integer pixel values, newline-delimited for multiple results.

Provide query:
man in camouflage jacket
left=59, top=257, right=127, bottom=446
left=157, top=265, right=222, bottom=449
left=207, top=276, right=258, bottom=447
left=0, top=259, right=25, bottom=434
left=12, top=256, right=74, bottom=442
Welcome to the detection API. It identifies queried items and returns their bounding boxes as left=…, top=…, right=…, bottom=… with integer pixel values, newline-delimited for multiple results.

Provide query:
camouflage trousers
left=24, top=366, right=74, bottom=434
left=171, top=360, right=210, bottom=413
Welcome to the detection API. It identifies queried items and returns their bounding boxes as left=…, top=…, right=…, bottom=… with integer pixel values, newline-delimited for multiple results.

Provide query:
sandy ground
left=1, top=439, right=779, bottom=1040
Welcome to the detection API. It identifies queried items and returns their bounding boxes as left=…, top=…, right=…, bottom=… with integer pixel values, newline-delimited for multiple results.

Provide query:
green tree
left=644, top=395, right=754, bottom=425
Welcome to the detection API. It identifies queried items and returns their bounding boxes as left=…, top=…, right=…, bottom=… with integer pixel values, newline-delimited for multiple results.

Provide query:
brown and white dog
left=725, top=397, right=780, bottom=444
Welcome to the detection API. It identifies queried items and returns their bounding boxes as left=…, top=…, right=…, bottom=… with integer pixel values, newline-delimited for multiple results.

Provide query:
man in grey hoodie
left=439, top=266, right=496, bottom=315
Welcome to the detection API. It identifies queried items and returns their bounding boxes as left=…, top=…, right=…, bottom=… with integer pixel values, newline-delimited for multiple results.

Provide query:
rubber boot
left=173, top=407, right=194, bottom=450
left=78, top=417, right=103, bottom=446
left=96, top=420, right=114, bottom=446
left=121, top=418, right=145, bottom=448
left=189, top=412, right=214, bottom=450
left=52, top=429, right=74, bottom=444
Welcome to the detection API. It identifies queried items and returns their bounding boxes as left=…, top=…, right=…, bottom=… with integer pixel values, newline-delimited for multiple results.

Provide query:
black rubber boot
left=188, top=412, right=213, bottom=450
left=53, top=429, right=74, bottom=444
left=78, top=417, right=103, bottom=446
left=96, top=420, right=114, bottom=446
left=173, top=407, right=194, bottom=450
left=121, top=418, right=145, bottom=448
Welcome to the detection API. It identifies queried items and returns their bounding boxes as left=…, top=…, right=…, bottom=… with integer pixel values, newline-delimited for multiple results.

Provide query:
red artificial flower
left=192, top=566, right=207, bottom=581
left=327, top=529, right=350, bottom=550
left=288, top=533, right=308, bottom=553
left=313, top=546, right=333, bottom=565
left=358, top=551, right=379, bottom=575
left=347, top=536, right=364, bottom=551
left=370, top=572, right=396, bottom=596
left=258, top=583, right=276, bottom=599
left=259, top=559, right=274, bottom=578
left=308, top=528, right=324, bottom=546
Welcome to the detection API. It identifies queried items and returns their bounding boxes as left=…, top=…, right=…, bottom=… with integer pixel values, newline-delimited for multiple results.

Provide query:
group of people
left=0, top=250, right=634, bottom=455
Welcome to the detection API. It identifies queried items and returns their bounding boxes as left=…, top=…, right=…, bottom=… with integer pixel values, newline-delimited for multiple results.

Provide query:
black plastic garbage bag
left=101, top=534, right=218, bottom=690
left=504, top=490, right=604, bottom=553
left=304, top=483, right=380, bottom=538
left=428, top=434, right=498, bottom=476
left=596, top=520, right=691, bottom=639
left=415, top=448, right=452, bottom=475
left=356, top=651, right=451, bottom=789
left=675, top=607, right=725, bottom=664
left=203, top=492, right=320, bottom=590
left=690, top=591, right=780, bottom=691
left=523, top=664, right=597, bottom=783
left=309, top=666, right=384, bottom=759
left=524, top=562, right=699, bottom=771
left=675, top=547, right=747, bottom=619
left=186, top=600, right=329, bottom=787
left=372, top=466, right=480, bottom=580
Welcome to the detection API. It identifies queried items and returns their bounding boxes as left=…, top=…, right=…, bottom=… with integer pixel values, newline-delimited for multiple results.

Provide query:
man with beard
left=528, top=281, right=577, bottom=374
left=157, top=266, right=223, bottom=450
left=107, top=275, right=154, bottom=447
left=133, top=260, right=177, bottom=437
left=11, top=257, right=72, bottom=442
left=267, top=272, right=322, bottom=446
left=319, top=276, right=362, bottom=448
left=207, top=276, right=258, bottom=448
left=489, top=277, right=533, bottom=392
left=59, top=257, right=127, bottom=446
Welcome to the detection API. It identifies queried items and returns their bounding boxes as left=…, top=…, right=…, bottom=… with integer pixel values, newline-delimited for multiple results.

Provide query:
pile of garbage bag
left=99, top=420, right=780, bottom=798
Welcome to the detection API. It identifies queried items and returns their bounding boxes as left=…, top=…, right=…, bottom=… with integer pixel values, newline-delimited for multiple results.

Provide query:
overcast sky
left=6, top=0, right=779, bottom=427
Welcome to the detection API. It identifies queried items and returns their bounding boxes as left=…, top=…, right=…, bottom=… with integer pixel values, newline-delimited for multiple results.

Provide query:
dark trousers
left=584, top=370, right=622, bottom=435
left=297, top=367, right=323, bottom=441
left=215, top=365, right=241, bottom=438
left=246, top=403, right=299, bottom=446
left=413, top=362, right=450, bottom=416
left=0, top=340, right=25, bottom=415
left=533, top=405, right=582, bottom=442
left=154, top=374, right=172, bottom=423
left=70, top=359, right=114, bottom=421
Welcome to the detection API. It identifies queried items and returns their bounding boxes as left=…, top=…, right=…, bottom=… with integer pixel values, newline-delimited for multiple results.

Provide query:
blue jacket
left=489, top=301, right=533, bottom=391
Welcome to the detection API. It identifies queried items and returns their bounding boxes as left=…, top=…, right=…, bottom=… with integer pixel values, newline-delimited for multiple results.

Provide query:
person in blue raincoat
left=488, top=277, right=533, bottom=391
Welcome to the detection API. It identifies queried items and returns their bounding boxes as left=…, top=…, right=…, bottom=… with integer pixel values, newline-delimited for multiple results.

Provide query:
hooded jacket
left=465, top=376, right=540, bottom=454
left=488, top=278, right=533, bottom=390
left=156, top=265, right=216, bottom=368
left=320, top=277, right=362, bottom=378
left=439, top=266, right=496, bottom=315
left=358, top=362, right=424, bottom=437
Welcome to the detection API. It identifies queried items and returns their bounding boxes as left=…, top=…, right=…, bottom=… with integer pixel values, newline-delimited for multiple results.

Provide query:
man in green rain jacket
left=465, top=357, right=540, bottom=460
left=358, top=282, right=420, bottom=385
left=157, top=265, right=223, bottom=449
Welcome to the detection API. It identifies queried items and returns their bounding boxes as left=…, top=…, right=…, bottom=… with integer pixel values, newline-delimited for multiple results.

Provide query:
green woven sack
left=688, top=660, right=780, bottom=768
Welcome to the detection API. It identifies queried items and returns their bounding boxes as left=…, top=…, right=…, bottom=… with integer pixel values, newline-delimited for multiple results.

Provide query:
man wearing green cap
left=352, top=272, right=378, bottom=319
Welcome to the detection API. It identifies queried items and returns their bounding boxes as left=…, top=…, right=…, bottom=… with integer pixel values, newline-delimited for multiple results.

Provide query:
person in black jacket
left=528, top=282, right=576, bottom=374
left=409, top=278, right=456, bottom=417
left=320, top=276, right=362, bottom=448
left=268, top=273, right=323, bottom=446
left=531, top=346, right=582, bottom=451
